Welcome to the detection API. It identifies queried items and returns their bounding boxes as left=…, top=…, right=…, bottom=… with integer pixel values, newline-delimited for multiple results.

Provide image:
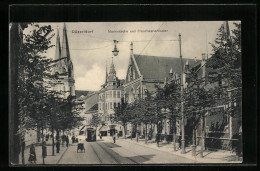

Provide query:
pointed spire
left=54, top=25, right=61, bottom=61
left=61, top=23, right=70, bottom=62
left=105, top=61, right=108, bottom=83
left=223, top=21, right=230, bottom=39
left=53, top=26, right=61, bottom=74
left=109, top=57, right=116, bottom=75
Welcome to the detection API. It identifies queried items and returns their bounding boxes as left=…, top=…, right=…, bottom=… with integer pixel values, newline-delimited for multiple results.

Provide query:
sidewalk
left=19, top=141, right=70, bottom=165
left=119, top=137, right=242, bottom=163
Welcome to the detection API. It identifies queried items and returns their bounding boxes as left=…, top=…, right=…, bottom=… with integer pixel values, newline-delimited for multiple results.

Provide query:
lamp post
left=112, top=40, right=119, bottom=56
left=179, top=33, right=186, bottom=154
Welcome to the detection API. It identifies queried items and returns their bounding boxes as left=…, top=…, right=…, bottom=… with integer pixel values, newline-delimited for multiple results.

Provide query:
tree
left=114, top=98, right=131, bottom=138
left=207, top=22, right=241, bottom=88
left=90, top=113, right=102, bottom=129
left=207, top=22, right=242, bottom=155
left=154, top=81, right=181, bottom=149
left=15, top=23, right=55, bottom=164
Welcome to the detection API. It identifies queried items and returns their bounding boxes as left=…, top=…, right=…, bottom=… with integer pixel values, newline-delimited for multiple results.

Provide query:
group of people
left=28, top=134, right=71, bottom=164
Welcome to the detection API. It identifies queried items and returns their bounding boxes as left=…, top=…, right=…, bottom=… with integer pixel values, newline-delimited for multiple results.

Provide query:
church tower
left=52, top=23, right=75, bottom=98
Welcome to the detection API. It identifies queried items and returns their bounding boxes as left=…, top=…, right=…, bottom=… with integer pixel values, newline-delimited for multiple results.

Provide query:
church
left=52, top=23, right=75, bottom=99
left=123, top=42, right=197, bottom=138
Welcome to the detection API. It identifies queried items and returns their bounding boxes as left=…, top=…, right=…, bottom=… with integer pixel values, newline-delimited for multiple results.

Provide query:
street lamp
left=179, top=33, right=186, bottom=154
left=112, top=40, right=119, bottom=56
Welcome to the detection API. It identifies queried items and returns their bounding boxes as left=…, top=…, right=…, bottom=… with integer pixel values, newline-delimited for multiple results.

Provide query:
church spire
left=54, top=26, right=61, bottom=61
left=61, top=23, right=70, bottom=62
left=53, top=26, right=61, bottom=74
left=109, top=56, right=116, bottom=75
left=105, top=61, right=108, bottom=83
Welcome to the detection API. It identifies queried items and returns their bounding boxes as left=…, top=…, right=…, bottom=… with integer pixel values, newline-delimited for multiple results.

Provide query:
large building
left=124, top=42, right=197, bottom=137
left=52, top=23, right=75, bottom=99
left=98, top=58, right=125, bottom=136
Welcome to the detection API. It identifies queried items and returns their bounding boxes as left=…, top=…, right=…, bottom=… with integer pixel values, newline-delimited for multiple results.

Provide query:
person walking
left=156, top=133, right=160, bottom=147
left=28, top=144, right=37, bottom=164
left=113, top=134, right=116, bottom=143
left=56, top=139, right=60, bottom=153
left=42, top=141, right=47, bottom=159
left=66, top=136, right=69, bottom=147
left=72, top=135, right=75, bottom=143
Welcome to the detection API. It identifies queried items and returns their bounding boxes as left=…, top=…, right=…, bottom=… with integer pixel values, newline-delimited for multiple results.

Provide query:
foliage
left=207, top=22, right=241, bottom=88
left=90, top=113, right=101, bottom=128
left=17, top=23, right=84, bottom=140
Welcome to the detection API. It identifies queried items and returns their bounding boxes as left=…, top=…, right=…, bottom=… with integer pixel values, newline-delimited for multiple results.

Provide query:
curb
left=119, top=139, right=239, bottom=163
left=119, top=139, right=196, bottom=160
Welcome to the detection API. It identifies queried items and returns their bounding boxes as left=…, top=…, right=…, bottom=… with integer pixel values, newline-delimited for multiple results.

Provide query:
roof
left=82, top=93, right=98, bottom=111
left=85, top=103, right=98, bottom=113
left=133, top=54, right=198, bottom=81
left=75, top=90, right=96, bottom=99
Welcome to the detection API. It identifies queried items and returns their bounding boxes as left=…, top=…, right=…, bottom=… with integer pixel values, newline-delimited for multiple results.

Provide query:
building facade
left=124, top=42, right=197, bottom=138
left=98, top=59, right=125, bottom=136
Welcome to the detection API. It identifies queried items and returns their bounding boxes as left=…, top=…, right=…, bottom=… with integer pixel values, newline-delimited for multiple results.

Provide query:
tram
left=86, top=128, right=96, bottom=142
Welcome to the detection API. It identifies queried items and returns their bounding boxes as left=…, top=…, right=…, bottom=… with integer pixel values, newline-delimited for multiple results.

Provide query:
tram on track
left=86, top=128, right=96, bottom=142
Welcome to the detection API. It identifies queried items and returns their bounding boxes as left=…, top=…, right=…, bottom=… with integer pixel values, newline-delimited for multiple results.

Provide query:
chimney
left=185, top=60, right=189, bottom=72
left=202, top=53, right=206, bottom=61
left=169, top=67, right=173, bottom=76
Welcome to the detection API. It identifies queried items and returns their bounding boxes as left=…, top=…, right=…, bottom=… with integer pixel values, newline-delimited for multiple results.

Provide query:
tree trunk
left=145, top=123, right=148, bottom=144
left=136, top=124, right=138, bottom=142
left=52, top=128, right=55, bottom=156
left=41, top=127, right=45, bottom=164
left=124, top=123, right=126, bottom=139
left=21, top=140, right=25, bottom=165
left=131, top=124, right=133, bottom=140
left=192, top=116, right=196, bottom=156
left=200, top=115, right=205, bottom=158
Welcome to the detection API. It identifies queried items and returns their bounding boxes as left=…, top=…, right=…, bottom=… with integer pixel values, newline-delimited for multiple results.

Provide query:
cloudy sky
left=23, top=21, right=240, bottom=91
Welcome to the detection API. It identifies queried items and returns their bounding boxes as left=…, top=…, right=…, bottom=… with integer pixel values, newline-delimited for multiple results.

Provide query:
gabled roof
left=75, top=90, right=95, bottom=99
left=133, top=55, right=197, bottom=81
left=85, top=103, right=98, bottom=113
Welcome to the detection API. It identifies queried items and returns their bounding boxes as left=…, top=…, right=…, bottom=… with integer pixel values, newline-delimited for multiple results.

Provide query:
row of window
left=99, top=102, right=121, bottom=111
left=102, top=114, right=114, bottom=122
left=99, top=90, right=121, bottom=99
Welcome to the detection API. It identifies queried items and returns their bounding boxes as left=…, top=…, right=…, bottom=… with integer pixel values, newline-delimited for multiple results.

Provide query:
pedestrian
left=62, top=135, right=65, bottom=147
left=113, top=134, right=116, bottom=143
left=99, top=133, right=102, bottom=140
left=72, top=135, right=75, bottom=143
left=42, top=141, right=47, bottom=158
left=56, top=139, right=60, bottom=153
left=156, top=133, right=160, bottom=147
left=66, top=136, right=69, bottom=147
left=28, top=144, right=37, bottom=164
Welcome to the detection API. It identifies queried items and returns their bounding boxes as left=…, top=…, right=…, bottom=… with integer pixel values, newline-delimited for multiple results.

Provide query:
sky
left=23, top=21, right=240, bottom=91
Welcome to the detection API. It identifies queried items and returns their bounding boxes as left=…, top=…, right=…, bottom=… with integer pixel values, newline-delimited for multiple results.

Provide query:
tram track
left=88, top=142, right=102, bottom=164
left=99, top=141, right=140, bottom=164
left=95, top=141, right=120, bottom=164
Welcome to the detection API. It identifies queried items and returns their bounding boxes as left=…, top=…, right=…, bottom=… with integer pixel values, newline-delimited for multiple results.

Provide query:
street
left=58, top=137, right=197, bottom=164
